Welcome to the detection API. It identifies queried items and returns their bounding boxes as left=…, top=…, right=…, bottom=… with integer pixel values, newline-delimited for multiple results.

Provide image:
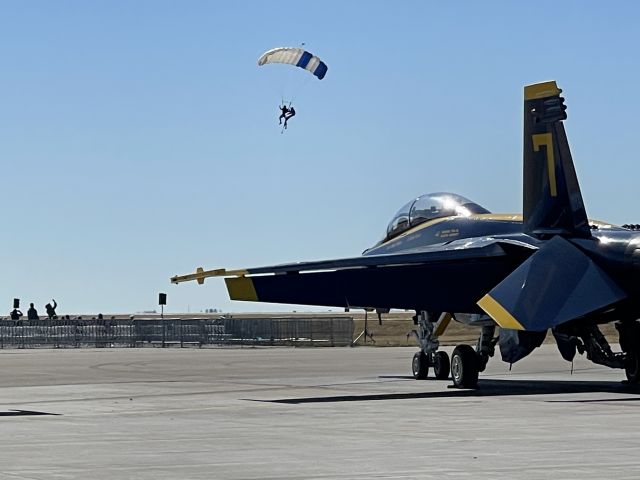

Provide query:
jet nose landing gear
left=412, top=350, right=451, bottom=380
left=433, top=351, right=450, bottom=379
left=412, top=312, right=453, bottom=381
left=411, top=311, right=493, bottom=389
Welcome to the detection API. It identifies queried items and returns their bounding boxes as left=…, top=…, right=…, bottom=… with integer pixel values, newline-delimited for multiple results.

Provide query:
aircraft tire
left=451, top=345, right=479, bottom=388
left=625, top=349, right=640, bottom=383
left=412, top=351, right=429, bottom=380
left=433, top=351, right=450, bottom=380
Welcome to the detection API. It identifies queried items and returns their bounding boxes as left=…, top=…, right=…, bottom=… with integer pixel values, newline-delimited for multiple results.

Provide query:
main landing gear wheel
left=451, top=345, right=479, bottom=388
left=625, top=349, right=640, bottom=383
left=433, top=351, right=450, bottom=380
left=412, top=351, right=429, bottom=379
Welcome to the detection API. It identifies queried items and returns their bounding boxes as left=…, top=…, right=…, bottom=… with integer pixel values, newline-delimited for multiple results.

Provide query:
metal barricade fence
left=222, top=317, right=353, bottom=346
left=0, top=317, right=353, bottom=348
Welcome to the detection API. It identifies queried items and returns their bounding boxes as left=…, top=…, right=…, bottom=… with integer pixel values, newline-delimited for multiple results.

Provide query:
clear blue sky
left=3, top=1, right=640, bottom=314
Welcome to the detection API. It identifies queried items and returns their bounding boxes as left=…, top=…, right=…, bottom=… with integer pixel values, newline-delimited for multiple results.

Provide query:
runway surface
left=1, top=345, right=639, bottom=479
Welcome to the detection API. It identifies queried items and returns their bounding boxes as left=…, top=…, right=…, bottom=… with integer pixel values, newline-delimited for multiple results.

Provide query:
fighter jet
left=172, top=81, right=640, bottom=389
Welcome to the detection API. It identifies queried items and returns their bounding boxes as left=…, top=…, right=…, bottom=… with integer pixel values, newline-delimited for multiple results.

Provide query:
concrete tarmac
left=1, top=345, right=639, bottom=479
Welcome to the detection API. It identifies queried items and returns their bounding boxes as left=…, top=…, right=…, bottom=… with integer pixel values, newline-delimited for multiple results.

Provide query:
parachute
left=257, top=47, right=328, bottom=80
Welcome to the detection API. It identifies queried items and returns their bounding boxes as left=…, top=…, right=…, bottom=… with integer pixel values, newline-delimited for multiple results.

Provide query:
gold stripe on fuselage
left=467, top=213, right=523, bottom=221
left=379, top=214, right=522, bottom=248
left=379, top=213, right=615, bottom=249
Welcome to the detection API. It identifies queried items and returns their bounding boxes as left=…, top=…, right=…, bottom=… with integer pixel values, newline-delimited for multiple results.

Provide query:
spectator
left=10, top=308, right=23, bottom=320
left=27, top=303, right=39, bottom=320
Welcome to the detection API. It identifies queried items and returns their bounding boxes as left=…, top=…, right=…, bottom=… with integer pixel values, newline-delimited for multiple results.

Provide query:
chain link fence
left=0, top=316, right=353, bottom=348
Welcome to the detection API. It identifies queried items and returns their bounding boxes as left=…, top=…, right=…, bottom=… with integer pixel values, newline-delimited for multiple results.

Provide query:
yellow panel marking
left=477, top=294, right=525, bottom=330
left=434, top=312, right=452, bottom=337
left=226, top=277, right=259, bottom=301
left=532, top=133, right=557, bottom=197
left=524, top=81, right=561, bottom=100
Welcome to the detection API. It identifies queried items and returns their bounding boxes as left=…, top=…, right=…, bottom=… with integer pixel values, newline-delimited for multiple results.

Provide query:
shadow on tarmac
left=257, top=378, right=640, bottom=404
left=0, top=410, right=59, bottom=417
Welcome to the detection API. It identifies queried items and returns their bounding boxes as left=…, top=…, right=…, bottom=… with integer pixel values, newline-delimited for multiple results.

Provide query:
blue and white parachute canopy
left=257, top=47, right=328, bottom=80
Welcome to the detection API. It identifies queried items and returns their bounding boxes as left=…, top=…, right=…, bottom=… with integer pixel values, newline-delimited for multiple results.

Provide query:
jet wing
left=171, top=238, right=535, bottom=313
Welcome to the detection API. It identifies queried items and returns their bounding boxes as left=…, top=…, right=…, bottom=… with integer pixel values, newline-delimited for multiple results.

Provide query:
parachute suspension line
left=290, top=75, right=312, bottom=106
left=258, top=45, right=326, bottom=131
left=287, top=44, right=306, bottom=107
left=283, top=66, right=293, bottom=105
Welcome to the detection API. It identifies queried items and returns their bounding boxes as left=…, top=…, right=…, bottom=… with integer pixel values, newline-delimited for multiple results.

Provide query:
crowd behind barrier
left=0, top=315, right=354, bottom=348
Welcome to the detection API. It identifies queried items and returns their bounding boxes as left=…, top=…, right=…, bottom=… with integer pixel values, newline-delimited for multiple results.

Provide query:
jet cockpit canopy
left=385, top=192, right=490, bottom=240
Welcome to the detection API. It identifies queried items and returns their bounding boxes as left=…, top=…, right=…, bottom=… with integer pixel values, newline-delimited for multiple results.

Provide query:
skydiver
left=283, top=106, right=296, bottom=129
left=278, top=104, right=289, bottom=125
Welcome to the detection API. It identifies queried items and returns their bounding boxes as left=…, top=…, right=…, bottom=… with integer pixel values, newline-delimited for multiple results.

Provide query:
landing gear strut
left=411, top=311, right=451, bottom=380
left=476, top=325, right=497, bottom=372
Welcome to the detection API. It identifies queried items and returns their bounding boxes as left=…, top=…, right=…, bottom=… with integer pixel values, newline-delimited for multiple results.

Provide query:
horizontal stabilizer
left=478, top=236, right=626, bottom=331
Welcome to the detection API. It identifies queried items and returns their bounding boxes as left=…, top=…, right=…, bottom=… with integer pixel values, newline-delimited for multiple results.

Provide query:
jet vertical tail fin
left=476, top=82, right=619, bottom=332
left=523, top=81, right=591, bottom=238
